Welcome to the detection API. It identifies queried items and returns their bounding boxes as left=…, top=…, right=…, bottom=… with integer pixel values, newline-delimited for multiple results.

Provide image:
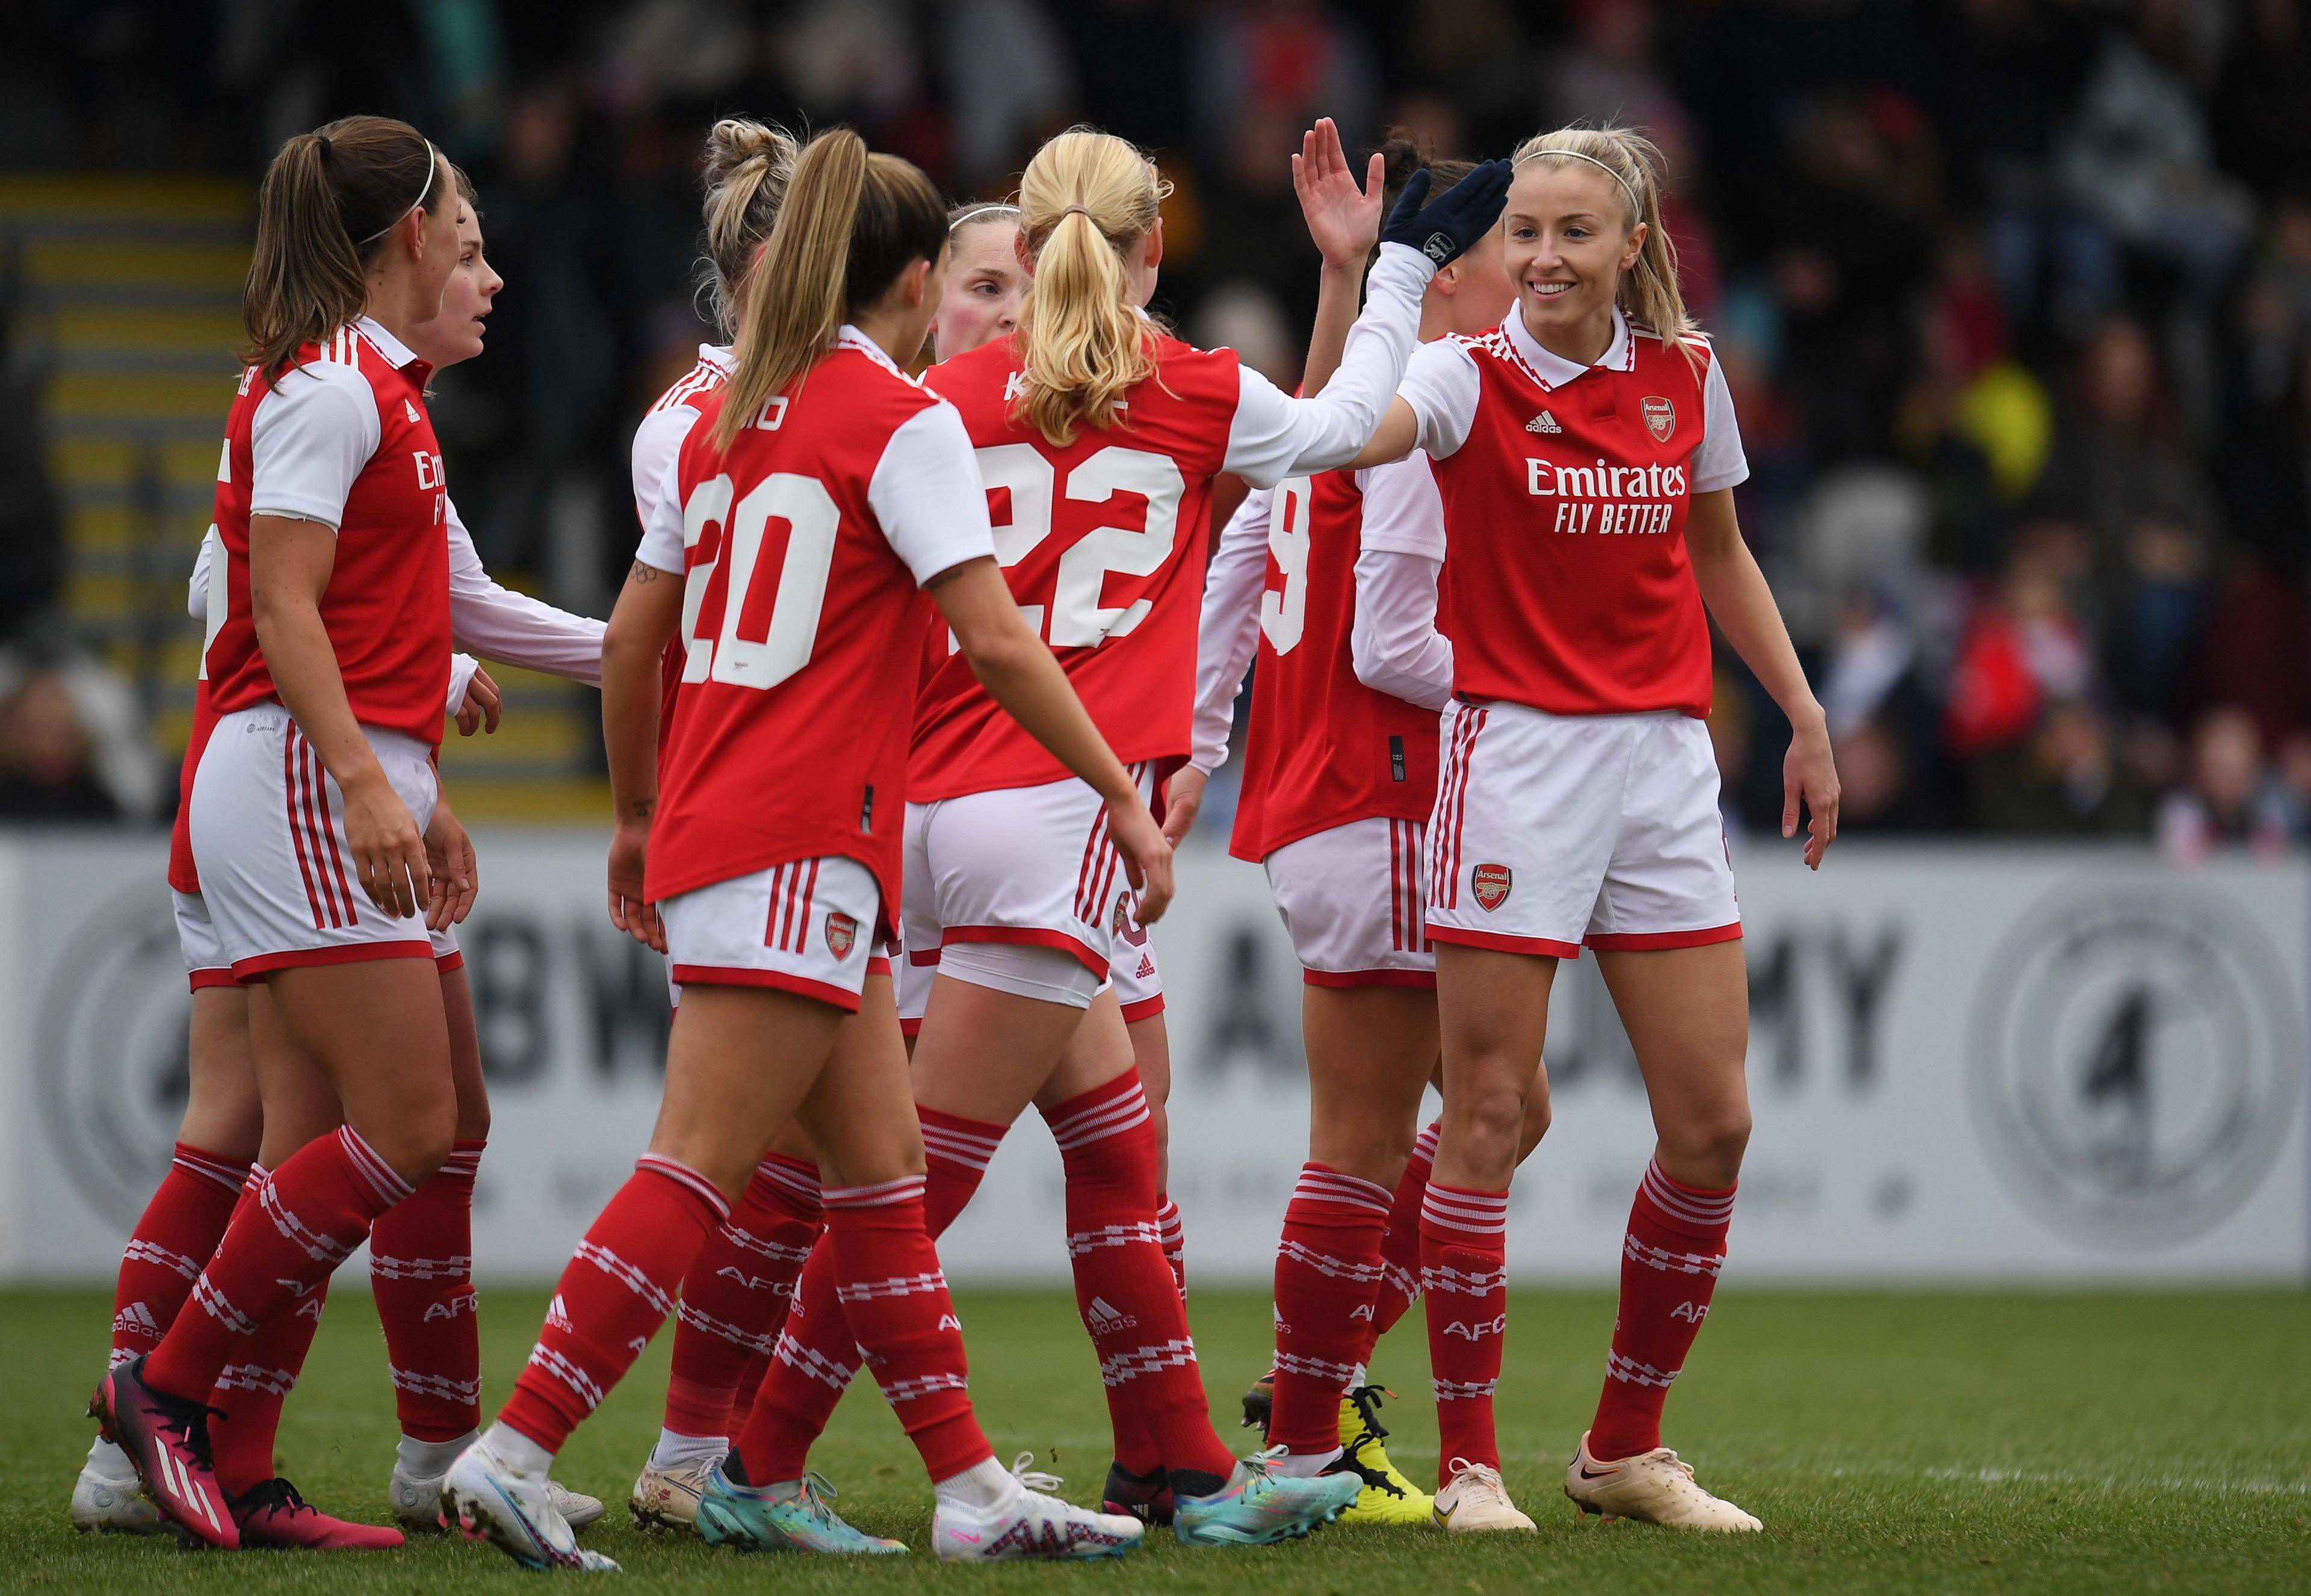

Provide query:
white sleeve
left=630, top=403, right=700, bottom=566
left=447, top=652, right=479, bottom=715
left=1689, top=345, right=1749, bottom=493
left=248, top=362, right=379, bottom=530
left=633, top=444, right=688, bottom=575
left=1352, top=547, right=1452, bottom=711
left=445, top=498, right=607, bottom=687
left=187, top=530, right=214, bottom=620
left=1356, top=451, right=1448, bottom=560
left=1190, top=487, right=1274, bottom=773
left=867, top=401, right=999, bottom=584
left=1220, top=243, right=1437, bottom=486
left=1396, top=338, right=1482, bottom=460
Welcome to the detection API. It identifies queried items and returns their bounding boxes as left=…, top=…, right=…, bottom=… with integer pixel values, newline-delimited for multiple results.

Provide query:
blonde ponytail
left=699, top=117, right=800, bottom=339
left=714, top=129, right=947, bottom=450
left=1013, top=127, right=1171, bottom=447
left=1512, top=126, right=1699, bottom=374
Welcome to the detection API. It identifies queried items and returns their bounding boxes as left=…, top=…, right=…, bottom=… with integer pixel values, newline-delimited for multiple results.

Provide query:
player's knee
left=1663, top=1101, right=1749, bottom=1184
left=453, top=1095, right=490, bottom=1143
left=1516, top=1090, right=1552, bottom=1163
left=371, top=1106, right=455, bottom=1189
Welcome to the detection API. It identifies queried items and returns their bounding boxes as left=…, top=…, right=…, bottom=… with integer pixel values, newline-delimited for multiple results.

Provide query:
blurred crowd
left=0, top=0, right=2306, bottom=848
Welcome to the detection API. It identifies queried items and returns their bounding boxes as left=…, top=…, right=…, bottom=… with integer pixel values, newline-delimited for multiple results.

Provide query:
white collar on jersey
left=1502, top=303, right=1633, bottom=390
left=835, top=324, right=919, bottom=383
left=351, top=314, right=423, bottom=369
left=698, top=343, right=735, bottom=374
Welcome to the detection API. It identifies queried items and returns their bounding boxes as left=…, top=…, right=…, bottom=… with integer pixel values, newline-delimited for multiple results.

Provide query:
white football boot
left=932, top=1453, right=1143, bottom=1562
left=441, top=1436, right=620, bottom=1571
left=1565, top=1431, right=1762, bottom=1532
left=70, top=1437, right=166, bottom=1534
left=1432, top=1457, right=1537, bottom=1532
left=392, top=1456, right=603, bottom=1533
left=628, top=1454, right=717, bottom=1531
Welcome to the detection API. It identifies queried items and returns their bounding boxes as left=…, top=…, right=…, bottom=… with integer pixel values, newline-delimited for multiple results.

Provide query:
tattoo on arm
left=628, top=561, right=666, bottom=584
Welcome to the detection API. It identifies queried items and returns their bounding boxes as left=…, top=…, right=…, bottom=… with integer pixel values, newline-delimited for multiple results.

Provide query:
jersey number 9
left=1259, top=476, right=1315, bottom=656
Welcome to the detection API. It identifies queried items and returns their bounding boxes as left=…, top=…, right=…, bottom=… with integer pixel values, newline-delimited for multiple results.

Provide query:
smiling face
left=1501, top=160, right=1645, bottom=362
left=932, top=216, right=1029, bottom=358
left=404, top=200, right=502, bottom=371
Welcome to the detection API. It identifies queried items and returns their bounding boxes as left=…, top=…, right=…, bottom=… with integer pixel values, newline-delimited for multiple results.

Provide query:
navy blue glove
left=1381, top=158, right=1514, bottom=270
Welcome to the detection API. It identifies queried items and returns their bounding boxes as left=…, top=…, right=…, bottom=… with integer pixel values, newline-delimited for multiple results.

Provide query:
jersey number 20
left=677, top=471, right=840, bottom=692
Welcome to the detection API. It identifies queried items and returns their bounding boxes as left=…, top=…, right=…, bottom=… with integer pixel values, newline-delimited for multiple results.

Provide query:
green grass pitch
left=4, top=1287, right=2307, bottom=1592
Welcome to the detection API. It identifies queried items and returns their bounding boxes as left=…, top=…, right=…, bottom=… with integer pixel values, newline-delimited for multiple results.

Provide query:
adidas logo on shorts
left=1085, top=1296, right=1137, bottom=1333
left=1526, top=410, right=1562, bottom=435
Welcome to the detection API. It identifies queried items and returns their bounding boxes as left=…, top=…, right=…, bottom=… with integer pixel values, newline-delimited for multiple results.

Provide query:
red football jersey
left=909, top=333, right=1243, bottom=800
left=633, top=347, right=734, bottom=754
left=205, top=324, right=453, bottom=744
left=1422, top=321, right=1723, bottom=717
left=645, top=334, right=994, bottom=922
left=1228, top=470, right=1441, bottom=861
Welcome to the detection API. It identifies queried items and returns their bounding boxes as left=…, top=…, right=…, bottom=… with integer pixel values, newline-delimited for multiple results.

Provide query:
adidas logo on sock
left=544, top=1293, right=572, bottom=1331
left=1525, top=411, right=1562, bottom=434
left=113, top=1301, right=159, bottom=1337
left=1085, top=1296, right=1137, bottom=1333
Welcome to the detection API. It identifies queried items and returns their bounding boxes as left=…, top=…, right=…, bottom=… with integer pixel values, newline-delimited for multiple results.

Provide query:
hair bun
left=705, top=118, right=798, bottom=185
left=1377, top=133, right=1426, bottom=194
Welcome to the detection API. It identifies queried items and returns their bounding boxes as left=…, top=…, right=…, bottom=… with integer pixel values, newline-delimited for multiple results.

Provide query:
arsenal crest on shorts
left=824, top=911, right=858, bottom=959
left=1641, top=396, right=1675, bottom=443
left=1472, top=862, right=1512, bottom=912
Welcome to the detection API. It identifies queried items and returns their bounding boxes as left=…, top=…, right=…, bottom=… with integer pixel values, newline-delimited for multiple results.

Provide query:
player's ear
left=1621, top=220, right=1647, bottom=273
left=1144, top=215, right=1164, bottom=270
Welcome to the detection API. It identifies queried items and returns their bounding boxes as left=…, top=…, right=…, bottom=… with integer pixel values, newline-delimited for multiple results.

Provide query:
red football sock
left=726, top=1349, right=771, bottom=1435
left=735, top=1110, right=1002, bottom=1482
left=662, top=1154, right=820, bottom=1440
left=1420, top=1180, right=1509, bottom=1486
left=1156, top=1194, right=1185, bottom=1299
left=369, top=1139, right=483, bottom=1442
left=1045, top=1072, right=1236, bottom=1484
left=1270, top=1163, right=1390, bottom=1453
left=111, top=1142, right=249, bottom=1368
left=497, top=1155, right=728, bottom=1456
left=821, top=1177, right=992, bottom=1482
left=208, top=1273, right=330, bottom=1496
left=1367, top=1120, right=1437, bottom=1355
left=144, top=1128, right=412, bottom=1404
left=1588, top=1160, right=1734, bottom=1461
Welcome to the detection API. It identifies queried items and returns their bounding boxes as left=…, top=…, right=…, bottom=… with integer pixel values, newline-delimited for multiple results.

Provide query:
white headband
left=1515, top=146, right=1642, bottom=218
left=357, top=138, right=438, bottom=246
left=950, top=202, right=1021, bottom=232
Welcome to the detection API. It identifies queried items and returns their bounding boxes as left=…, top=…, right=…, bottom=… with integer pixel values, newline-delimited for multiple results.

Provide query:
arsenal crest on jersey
left=824, top=911, right=858, bottom=959
left=1641, top=395, right=1676, bottom=443
left=1472, top=862, right=1513, bottom=912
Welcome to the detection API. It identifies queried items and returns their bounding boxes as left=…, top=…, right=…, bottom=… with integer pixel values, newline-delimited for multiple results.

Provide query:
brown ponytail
left=1013, top=127, right=1171, bottom=447
left=699, top=117, right=801, bottom=340
left=714, top=129, right=947, bottom=450
left=1512, top=125, right=1699, bottom=374
left=243, top=116, right=447, bottom=384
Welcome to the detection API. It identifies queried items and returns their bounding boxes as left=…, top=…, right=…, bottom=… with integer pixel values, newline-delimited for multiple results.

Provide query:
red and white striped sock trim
left=637, top=1154, right=731, bottom=1223
left=439, top=1144, right=484, bottom=1183
left=824, top=1175, right=927, bottom=1211
left=1290, top=1163, right=1393, bottom=1219
left=1422, top=1182, right=1508, bottom=1237
left=171, top=1143, right=252, bottom=1196
left=336, top=1127, right=416, bottom=1208
left=1045, top=1081, right=1150, bottom=1151
left=1413, top=1121, right=1441, bottom=1163
left=1155, top=1196, right=1183, bottom=1245
left=241, top=1163, right=271, bottom=1199
left=753, top=1154, right=823, bottom=1210
left=1637, top=1160, right=1736, bottom=1231
left=919, top=1114, right=1006, bottom=1174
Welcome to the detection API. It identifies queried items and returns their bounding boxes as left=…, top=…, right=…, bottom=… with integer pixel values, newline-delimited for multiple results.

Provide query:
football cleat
left=441, top=1437, right=620, bottom=1571
left=694, top=1463, right=906, bottom=1554
left=392, top=1458, right=602, bottom=1534
left=71, top=1438, right=166, bottom=1535
left=629, top=1455, right=716, bottom=1532
left=1100, top=1459, right=1175, bottom=1527
left=1434, top=1457, right=1536, bottom=1532
left=932, top=1453, right=1143, bottom=1561
left=230, top=1477, right=404, bottom=1549
left=1173, top=1446, right=1363, bottom=1547
left=88, top=1356, right=237, bottom=1548
left=1331, top=1385, right=1435, bottom=1525
left=1564, top=1431, right=1762, bottom=1532
left=1240, top=1369, right=1275, bottom=1432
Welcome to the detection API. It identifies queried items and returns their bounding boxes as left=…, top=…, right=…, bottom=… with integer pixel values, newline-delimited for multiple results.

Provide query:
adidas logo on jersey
left=1085, top=1296, right=1137, bottom=1333
left=1526, top=410, right=1562, bottom=434
left=404, top=398, right=422, bottom=424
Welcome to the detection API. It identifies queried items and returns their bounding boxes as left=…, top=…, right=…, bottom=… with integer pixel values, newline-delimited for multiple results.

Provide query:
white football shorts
left=1425, top=701, right=1740, bottom=957
left=661, top=853, right=885, bottom=1013
left=188, top=705, right=443, bottom=980
left=1265, top=815, right=1435, bottom=987
left=178, top=886, right=459, bottom=994
left=899, top=766, right=1156, bottom=1021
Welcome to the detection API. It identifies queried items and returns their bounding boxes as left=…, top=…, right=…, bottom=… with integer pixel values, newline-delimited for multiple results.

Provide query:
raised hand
left=1381, top=157, right=1514, bottom=269
left=1292, top=117, right=1385, bottom=270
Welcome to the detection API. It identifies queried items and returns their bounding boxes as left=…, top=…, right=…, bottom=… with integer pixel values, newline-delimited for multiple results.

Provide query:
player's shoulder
left=1627, top=318, right=1716, bottom=381
left=648, top=345, right=735, bottom=416
left=1444, top=326, right=1509, bottom=363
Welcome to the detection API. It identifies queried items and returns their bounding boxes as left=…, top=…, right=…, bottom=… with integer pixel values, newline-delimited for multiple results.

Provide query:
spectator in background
left=1972, top=698, right=2150, bottom=837
left=2159, top=705, right=2295, bottom=856
left=944, top=0, right=1075, bottom=190
left=0, top=669, right=119, bottom=821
